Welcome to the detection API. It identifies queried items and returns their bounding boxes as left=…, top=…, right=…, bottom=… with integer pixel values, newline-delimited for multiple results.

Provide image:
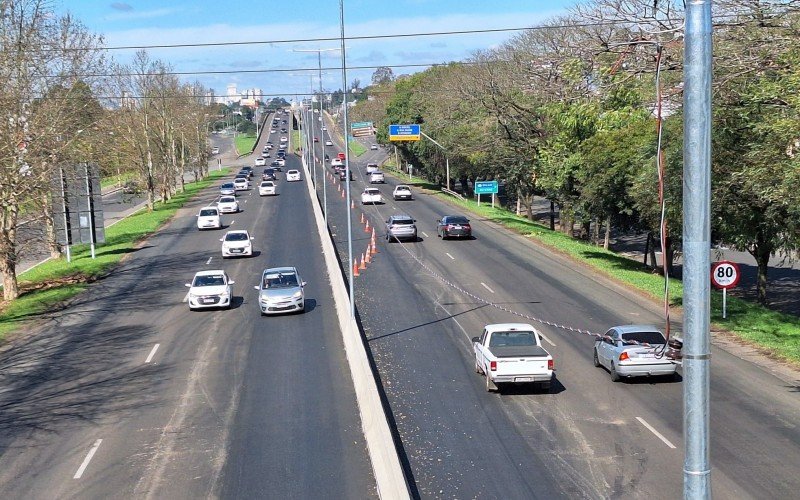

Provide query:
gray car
left=385, top=215, right=417, bottom=242
left=254, top=266, right=306, bottom=315
left=593, top=325, right=680, bottom=381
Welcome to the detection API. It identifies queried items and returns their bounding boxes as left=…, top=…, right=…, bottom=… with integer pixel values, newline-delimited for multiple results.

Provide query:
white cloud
left=103, top=7, right=179, bottom=22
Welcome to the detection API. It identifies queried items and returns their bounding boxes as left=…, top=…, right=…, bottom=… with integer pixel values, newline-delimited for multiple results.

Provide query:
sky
left=57, top=1, right=577, bottom=100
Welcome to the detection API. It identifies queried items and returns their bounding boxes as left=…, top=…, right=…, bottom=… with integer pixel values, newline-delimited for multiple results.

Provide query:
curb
left=300, top=157, right=410, bottom=499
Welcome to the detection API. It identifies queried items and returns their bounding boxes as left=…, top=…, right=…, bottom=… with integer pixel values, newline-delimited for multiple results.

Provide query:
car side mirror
left=229, top=280, right=235, bottom=285
left=301, top=281, right=307, bottom=287
left=185, top=283, right=191, bottom=287
left=471, top=336, right=480, bottom=343
left=436, top=220, right=441, bottom=224
left=253, top=285, right=260, bottom=290
left=250, top=237, right=255, bottom=240
left=219, top=238, right=224, bottom=242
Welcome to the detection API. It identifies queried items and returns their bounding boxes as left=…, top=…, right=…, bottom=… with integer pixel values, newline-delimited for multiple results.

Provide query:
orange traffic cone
left=364, top=219, right=370, bottom=233
left=353, top=258, right=360, bottom=277
left=370, top=240, right=377, bottom=255
left=359, top=253, right=366, bottom=270
left=351, top=198, right=355, bottom=209
left=365, top=246, right=372, bottom=263
left=341, top=188, right=345, bottom=198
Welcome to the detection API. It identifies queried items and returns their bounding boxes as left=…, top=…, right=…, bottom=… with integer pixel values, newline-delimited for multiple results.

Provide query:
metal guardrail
left=442, top=187, right=465, bottom=200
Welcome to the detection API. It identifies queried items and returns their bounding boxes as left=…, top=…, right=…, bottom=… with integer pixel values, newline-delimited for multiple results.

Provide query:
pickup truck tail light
left=490, top=361, right=497, bottom=371
left=547, top=359, right=554, bottom=371
left=619, top=351, right=630, bottom=362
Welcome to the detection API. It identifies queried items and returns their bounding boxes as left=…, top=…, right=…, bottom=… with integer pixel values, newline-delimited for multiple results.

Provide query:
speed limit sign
left=711, top=261, right=741, bottom=289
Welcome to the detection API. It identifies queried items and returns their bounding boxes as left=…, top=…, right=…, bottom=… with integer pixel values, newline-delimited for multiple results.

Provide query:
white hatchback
left=196, top=206, right=221, bottom=230
left=255, top=157, right=266, bottom=167
left=259, top=181, right=276, bottom=196
left=233, top=178, right=249, bottom=191
left=325, top=140, right=333, bottom=146
left=217, top=196, right=240, bottom=213
left=220, top=230, right=254, bottom=258
left=286, top=170, right=301, bottom=182
left=361, top=188, right=382, bottom=205
left=369, top=171, right=385, bottom=184
left=185, top=270, right=234, bottom=310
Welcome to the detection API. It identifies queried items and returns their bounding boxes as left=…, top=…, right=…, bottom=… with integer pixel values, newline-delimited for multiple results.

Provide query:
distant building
left=226, top=84, right=238, bottom=105
left=204, top=89, right=215, bottom=106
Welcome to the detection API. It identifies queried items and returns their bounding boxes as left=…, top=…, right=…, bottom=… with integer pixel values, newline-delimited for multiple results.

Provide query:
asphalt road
left=0, top=113, right=376, bottom=498
left=308, top=112, right=800, bottom=499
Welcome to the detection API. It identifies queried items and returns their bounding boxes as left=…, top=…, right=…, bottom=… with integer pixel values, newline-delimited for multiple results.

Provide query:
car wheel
left=610, top=363, right=621, bottom=382
left=442, top=231, right=448, bottom=240
left=485, top=371, right=494, bottom=392
left=593, top=349, right=601, bottom=367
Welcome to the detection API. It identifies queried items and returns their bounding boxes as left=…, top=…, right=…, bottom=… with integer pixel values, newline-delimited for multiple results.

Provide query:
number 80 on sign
left=710, top=261, right=740, bottom=289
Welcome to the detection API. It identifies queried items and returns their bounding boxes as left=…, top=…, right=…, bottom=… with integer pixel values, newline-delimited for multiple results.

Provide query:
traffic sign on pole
left=389, top=124, right=420, bottom=141
left=711, top=260, right=740, bottom=319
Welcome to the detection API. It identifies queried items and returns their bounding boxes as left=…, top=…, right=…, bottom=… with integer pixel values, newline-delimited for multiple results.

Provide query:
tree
left=0, top=1, right=106, bottom=300
left=371, top=66, right=395, bottom=85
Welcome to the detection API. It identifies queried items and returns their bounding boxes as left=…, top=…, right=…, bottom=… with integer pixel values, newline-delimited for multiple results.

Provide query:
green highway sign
left=474, top=181, right=498, bottom=195
left=351, top=121, right=372, bottom=129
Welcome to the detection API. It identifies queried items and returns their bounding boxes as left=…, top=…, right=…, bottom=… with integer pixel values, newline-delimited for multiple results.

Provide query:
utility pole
left=683, top=1, right=712, bottom=498
left=421, top=131, right=450, bottom=191
left=339, top=0, right=354, bottom=318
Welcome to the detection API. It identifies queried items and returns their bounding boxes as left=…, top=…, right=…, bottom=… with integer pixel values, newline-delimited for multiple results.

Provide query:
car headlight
left=292, top=291, right=303, bottom=299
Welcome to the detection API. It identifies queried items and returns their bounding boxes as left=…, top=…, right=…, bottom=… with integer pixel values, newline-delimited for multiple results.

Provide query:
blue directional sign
left=474, top=181, right=498, bottom=195
left=389, top=124, right=420, bottom=141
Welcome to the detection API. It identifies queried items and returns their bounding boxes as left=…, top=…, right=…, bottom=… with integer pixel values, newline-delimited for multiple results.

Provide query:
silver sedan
left=593, top=325, right=679, bottom=381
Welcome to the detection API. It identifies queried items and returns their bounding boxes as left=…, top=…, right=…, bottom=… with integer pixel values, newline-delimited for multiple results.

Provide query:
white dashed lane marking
left=73, top=439, right=102, bottom=479
left=206, top=257, right=212, bottom=265
left=445, top=252, right=455, bottom=260
left=145, top=344, right=160, bottom=363
left=480, top=282, right=495, bottom=294
left=421, top=232, right=429, bottom=238
left=636, top=417, right=677, bottom=449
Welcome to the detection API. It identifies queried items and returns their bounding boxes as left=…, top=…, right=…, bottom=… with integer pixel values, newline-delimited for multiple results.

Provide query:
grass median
left=0, top=169, right=229, bottom=342
left=234, top=133, right=257, bottom=155
left=381, top=169, right=800, bottom=365
left=348, top=140, right=367, bottom=157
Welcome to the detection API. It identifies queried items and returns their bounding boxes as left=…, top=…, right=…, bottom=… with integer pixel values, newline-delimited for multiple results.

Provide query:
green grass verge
left=348, top=140, right=367, bottom=157
left=0, top=169, right=230, bottom=341
left=425, top=187, right=800, bottom=365
left=234, top=133, right=257, bottom=155
left=291, top=131, right=301, bottom=154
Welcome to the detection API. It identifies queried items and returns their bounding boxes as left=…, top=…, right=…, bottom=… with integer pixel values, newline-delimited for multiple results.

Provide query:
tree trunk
left=550, top=201, right=555, bottom=231
left=604, top=216, right=611, bottom=250
left=750, top=234, right=773, bottom=306
left=42, top=193, right=61, bottom=259
left=664, top=236, right=674, bottom=278
left=0, top=205, right=20, bottom=301
left=592, top=217, right=600, bottom=245
left=649, top=233, right=658, bottom=270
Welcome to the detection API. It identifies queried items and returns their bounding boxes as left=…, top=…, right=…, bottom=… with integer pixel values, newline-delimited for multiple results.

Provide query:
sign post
left=474, top=181, right=499, bottom=207
left=710, top=260, right=741, bottom=319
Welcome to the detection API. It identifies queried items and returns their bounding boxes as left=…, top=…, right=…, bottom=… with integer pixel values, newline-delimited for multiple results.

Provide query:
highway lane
left=307, top=113, right=800, bottom=498
left=0, top=115, right=376, bottom=498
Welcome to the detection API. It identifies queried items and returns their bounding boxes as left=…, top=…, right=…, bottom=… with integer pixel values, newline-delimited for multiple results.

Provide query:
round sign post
left=711, top=261, right=741, bottom=319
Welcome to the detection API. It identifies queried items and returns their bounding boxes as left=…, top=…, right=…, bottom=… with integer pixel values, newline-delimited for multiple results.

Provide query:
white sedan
left=220, top=230, right=254, bottom=258
left=217, top=196, right=240, bottom=213
left=361, top=188, right=382, bottom=205
left=325, top=140, right=333, bottom=146
left=280, top=136, right=288, bottom=143
left=185, top=270, right=234, bottom=310
left=254, top=157, right=266, bottom=167
left=233, top=178, right=249, bottom=191
left=259, top=181, right=276, bottom=196
left=276, top=158, right=286, bottom=167
left=286, top=170, right=301, bottom=182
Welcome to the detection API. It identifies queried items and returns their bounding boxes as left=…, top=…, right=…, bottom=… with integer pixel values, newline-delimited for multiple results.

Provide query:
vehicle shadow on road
left=497, top=376, right=566, bottom=396
left=0, top=324, right=169, bottom=446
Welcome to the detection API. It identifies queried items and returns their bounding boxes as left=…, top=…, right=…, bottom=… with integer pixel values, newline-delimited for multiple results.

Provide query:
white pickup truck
left=473, top=323, right=554, bottom=392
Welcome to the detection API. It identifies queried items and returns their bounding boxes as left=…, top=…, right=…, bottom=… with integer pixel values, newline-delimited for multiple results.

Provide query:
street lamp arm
left=420, top=131, right=446, bottom=151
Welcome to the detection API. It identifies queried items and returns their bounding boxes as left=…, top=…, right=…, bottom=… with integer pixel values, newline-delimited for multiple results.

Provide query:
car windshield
left=392, top=219, right=414, bottom=225
left=365, top=189, right=379, bottom=195
left=219, top=197, right=235, bottom=203
left=446, top=216, right=469, bottom=224
left=221, top=183, right=234, bottom=189
left=225, top=232, right=249, bottom=241
left=489, top=331, right=537, bottom=347
left=622, top=331, right=666, bottom=345
left=235, top=178, right=246, bottom=182
left=199, top=209, right=218, bottom=216
left=263, top=272, right=298, bottom=289
left=396, top=186, right=410, bottom=192
left=194, top=274, right=225, bottom=287
left=261, top=182, right=273, bottom=187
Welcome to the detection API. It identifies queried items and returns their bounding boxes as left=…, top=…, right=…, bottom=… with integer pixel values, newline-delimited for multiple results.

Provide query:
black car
left=262, top=168, right=277, bottom=181
left=241, top=166, right=253, bottom=177
left=338, top=169, right=353, bottom=181
left=436, top=215, right=472, bottom=239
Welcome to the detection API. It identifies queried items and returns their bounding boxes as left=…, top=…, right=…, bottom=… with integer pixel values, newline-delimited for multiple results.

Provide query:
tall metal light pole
left=339, top=0, right=355, bottom=318
left=421, top=131, right=450, bottom=191
left=293, top=47, right=339, bottom=224
left=683, top=1, right=712, bottom=498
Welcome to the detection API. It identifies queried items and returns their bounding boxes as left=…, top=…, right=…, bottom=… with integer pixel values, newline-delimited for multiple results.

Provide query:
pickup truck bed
left=491, top=345, right=549, bottom=358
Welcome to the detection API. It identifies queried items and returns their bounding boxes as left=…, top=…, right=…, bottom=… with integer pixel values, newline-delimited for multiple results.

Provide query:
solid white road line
left=445, top=252, right=455, bottom=260
left=205, top=257, right=212, bottom=265
left=539, top=334, right=556, bottom=347
left=182, top=292, right=189, bottom=303
left=230, top=220, right=235, bottom=225
left=480, top=282, right=495, bottom=294
left=421, top=231, right=429, bottom=238
left=145, top=344, right=160, bottom=364
left=636, top=417, right=677, bottom=449
left=73, top=439, right=103, bottom=479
